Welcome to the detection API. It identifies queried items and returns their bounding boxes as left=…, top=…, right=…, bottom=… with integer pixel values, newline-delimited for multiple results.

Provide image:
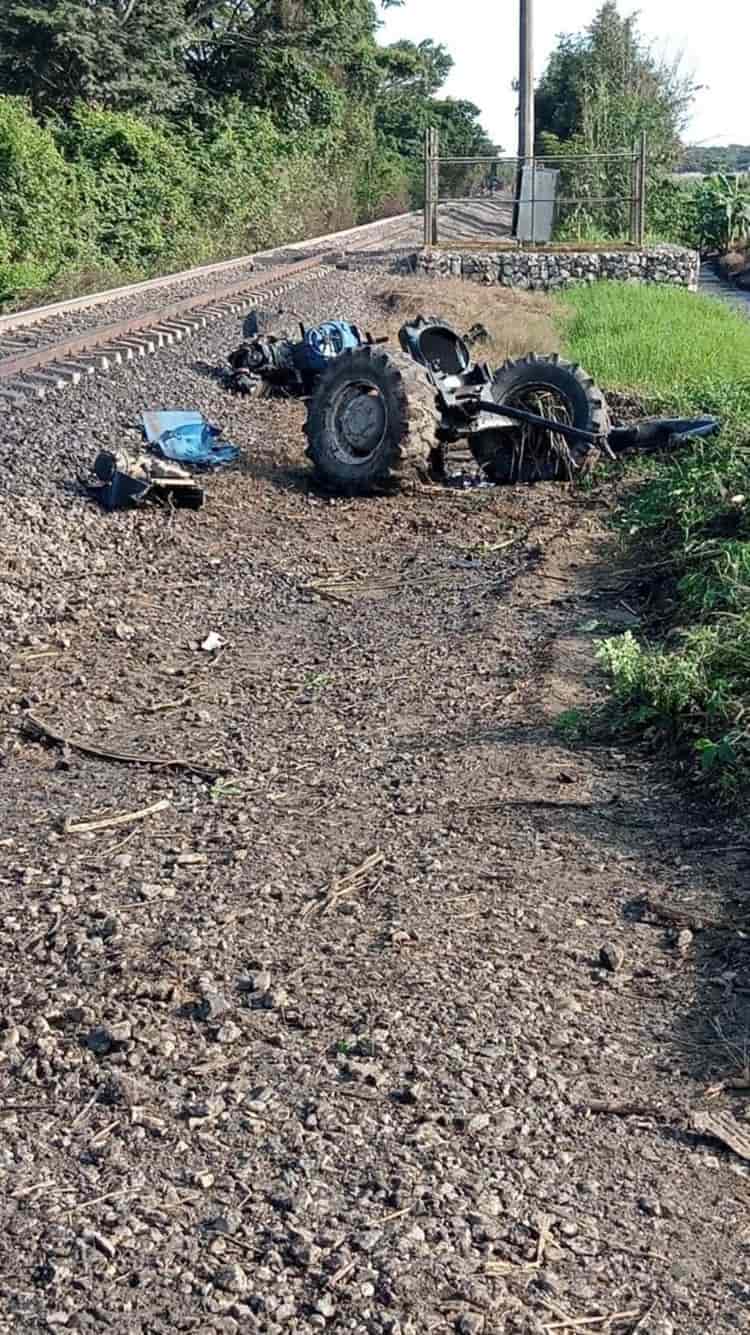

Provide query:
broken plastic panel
left=142, top=411, right=239, bottom=468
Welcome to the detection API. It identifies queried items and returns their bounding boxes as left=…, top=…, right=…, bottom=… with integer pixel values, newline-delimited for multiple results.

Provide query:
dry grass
left=374, top=276, right=562, bottom=368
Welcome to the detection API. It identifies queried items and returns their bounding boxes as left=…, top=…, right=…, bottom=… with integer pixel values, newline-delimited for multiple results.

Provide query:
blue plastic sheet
left=142, top=411, right=240, bottom=468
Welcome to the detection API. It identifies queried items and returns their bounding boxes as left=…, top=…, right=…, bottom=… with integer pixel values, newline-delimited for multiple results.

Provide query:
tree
left=536, top=3, right=697, bottom=165
left=534, top=3, right=699, bottom=238
left=375, top=34, right=494, bottom=198
left=0, top=0, right=403, bottom=122
left=680, top=145, right=750, bottom=175
left=377, top=38, right=453, bottom=98
left=0, top=0, right=193, bottom=115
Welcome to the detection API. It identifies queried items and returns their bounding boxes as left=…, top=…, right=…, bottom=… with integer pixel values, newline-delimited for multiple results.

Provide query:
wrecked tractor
left=228, top=311, right=382, bottom=398
left=302, top=317, right=718, bottom=493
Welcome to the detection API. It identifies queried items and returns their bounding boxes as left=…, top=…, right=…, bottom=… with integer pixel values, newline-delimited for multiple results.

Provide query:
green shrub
left=59, top=106, right=200, bottom=270
left=0, top=96, right=84, bottom=298
left=597, top=625, right=750, bottom=790
left=646, top=172, right=750, bottom=253
left=0, top=93, right=410, bottom=304
left=695, top=173, right=750, bottom=254
left=648, top=177, right=700, bottom=246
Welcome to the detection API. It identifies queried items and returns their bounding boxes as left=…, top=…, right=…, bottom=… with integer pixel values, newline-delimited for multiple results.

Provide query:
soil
left=1, top=262, right=749, bottom=1335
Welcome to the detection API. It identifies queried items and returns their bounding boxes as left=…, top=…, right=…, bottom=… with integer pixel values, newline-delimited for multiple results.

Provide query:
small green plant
left=553, top=708, right=586, bottom=742
left=695, top=173, right=750, bottom=255
left=696, top=735, right=739, bottom=772
left=596, top=626, right=750, bottom=791
left=209, top=779, right=243, bottom=803
left=304, top=671, right=332, bottom=693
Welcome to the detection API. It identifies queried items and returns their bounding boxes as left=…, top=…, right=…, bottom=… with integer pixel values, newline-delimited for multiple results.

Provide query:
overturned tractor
left=302, top=315, right=718, bottom=492
left=229, top=308, right=719, bottom=492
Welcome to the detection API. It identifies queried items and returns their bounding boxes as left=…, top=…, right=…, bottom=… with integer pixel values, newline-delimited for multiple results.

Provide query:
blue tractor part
left=227, top=313, right=377, bottom=396
left=298, top=321, right=365, bottom=372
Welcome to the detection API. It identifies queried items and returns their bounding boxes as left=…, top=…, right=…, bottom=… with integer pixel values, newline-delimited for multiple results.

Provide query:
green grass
left=562, top=282, right=750, bottom=417
left=558, top=282, right=750, bottom=797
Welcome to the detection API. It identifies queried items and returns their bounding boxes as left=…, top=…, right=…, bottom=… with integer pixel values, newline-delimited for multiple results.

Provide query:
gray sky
left=378, top=1, right=750, bottom=149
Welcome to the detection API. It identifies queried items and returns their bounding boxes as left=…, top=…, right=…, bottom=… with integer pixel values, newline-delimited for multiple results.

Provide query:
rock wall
left=405, top=244, right=700, bottom=292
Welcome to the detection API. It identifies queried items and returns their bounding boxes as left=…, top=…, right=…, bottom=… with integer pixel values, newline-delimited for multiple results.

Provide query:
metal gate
left=423, top=132, right=648, bottom=249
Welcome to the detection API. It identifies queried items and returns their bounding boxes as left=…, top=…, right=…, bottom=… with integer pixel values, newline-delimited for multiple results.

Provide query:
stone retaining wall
left=405, top=244, right=700, bottom=292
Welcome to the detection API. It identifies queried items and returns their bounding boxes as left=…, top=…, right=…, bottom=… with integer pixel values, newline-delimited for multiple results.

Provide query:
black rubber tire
left=477, top=353, right=610, bottom=483
left=303, top=346, right=442, bottom=494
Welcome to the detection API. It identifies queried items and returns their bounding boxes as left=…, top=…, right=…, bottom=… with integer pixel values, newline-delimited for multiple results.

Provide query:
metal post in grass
left=637, top=130, right=648, bottom=246
left=423, top=129, right=431, bottom=248
left=629, top=142, right=638, bottom=244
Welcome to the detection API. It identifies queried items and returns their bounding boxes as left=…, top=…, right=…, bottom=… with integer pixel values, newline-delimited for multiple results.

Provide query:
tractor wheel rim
left=330, top=382, right=387, bottom=461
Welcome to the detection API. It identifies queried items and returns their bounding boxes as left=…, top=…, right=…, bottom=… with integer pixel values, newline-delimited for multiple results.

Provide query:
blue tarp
left=142, top=411, right=240, bottom=468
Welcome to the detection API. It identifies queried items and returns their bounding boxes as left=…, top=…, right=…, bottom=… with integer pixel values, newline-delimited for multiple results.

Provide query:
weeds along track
left=0, top=212, right=419, bottom=409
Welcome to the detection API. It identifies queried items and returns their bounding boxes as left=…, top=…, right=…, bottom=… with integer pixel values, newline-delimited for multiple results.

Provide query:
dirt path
left=699, top=263, right=750, bottom=317
left=1, top=272, right=749, bottom=1335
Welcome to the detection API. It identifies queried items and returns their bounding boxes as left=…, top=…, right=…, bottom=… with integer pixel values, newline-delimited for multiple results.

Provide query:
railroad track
left=0, top=210, right=420, bottom=407
left=0, top=254, right=338, bottom=407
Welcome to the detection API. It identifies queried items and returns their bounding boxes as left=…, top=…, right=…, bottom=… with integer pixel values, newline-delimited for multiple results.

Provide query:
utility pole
left=518, top=0, right=534, bottom=163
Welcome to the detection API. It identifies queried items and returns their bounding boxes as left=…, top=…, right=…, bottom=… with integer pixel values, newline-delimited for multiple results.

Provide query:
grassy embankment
left=560, top=283, right=750, bottom=796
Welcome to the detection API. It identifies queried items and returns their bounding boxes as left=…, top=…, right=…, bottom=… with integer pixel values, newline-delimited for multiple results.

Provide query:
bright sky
left=378, top=1, right=750, bottom=149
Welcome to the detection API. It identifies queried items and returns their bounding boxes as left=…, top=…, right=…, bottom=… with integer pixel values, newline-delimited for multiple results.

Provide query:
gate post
left=636, top=130, right=648, bottom=246
left=629, top=141, right=638, bottom=244
left=431, top=129, right=439, bottom=245
left=423, top=128, right=432, bottom=247
left=423, top=127, right=439, bottom=247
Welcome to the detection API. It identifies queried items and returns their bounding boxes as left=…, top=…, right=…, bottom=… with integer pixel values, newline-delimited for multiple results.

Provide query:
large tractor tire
left=303, top=346, right=442, bottom=494
left=474, top=353, right=610, bottom=484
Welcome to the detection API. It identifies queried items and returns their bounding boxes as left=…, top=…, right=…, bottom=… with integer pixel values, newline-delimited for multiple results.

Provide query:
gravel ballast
left=0, top=256, right=748, bottom=1335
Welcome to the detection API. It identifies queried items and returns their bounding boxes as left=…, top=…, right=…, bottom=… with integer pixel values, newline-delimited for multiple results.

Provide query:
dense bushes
left=0, top=95, right=410, bottom=305
left=0, top=1, right=496, bottom=306
left=0, top=98, right=83, bottom=299
left=648, top=173, right=750, bottom=252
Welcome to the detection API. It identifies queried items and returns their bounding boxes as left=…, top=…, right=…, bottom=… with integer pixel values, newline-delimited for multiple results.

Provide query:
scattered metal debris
left=227, top=310, right=386, bottom=397
left=88, top=412, right=240, bottom=510
left=89, top=449, right=205, bottom=511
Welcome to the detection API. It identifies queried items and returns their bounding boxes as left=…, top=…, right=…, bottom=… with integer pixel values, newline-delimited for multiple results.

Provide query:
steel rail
left=0, top=210, right=418, bottom=337
left=0, top=253, right=342, bottom=405
left=0, top=254, right=324, bottom=383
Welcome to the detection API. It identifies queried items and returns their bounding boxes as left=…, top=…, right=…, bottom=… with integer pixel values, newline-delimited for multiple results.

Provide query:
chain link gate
left=422, top=131, right=648, bottom=249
